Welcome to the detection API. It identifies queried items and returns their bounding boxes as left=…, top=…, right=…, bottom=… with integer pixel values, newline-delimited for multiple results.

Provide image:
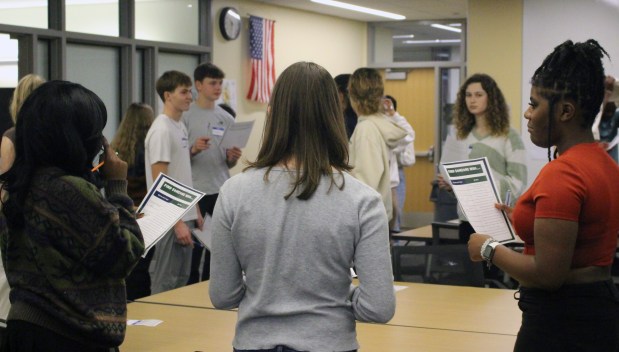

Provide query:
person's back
left=0, top=80, right=144, bottom=350
left=348, top=68, right=408, bottom=223
left=212, top=169, right=393, bottom=350
left=209, top=62, right=395, bottom=352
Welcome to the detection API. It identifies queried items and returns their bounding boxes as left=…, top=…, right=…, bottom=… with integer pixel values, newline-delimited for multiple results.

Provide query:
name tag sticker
left=212, top=126, right=225, bottom=136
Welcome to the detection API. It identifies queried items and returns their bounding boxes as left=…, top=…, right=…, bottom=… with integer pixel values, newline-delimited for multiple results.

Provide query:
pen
left=504, top=189, right=512, bottom=207
left=91, top=161, right=104, bottom=172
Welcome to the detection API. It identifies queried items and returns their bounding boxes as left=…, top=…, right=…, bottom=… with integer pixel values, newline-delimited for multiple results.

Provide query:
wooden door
left=384, top=68, right=435, bottom=227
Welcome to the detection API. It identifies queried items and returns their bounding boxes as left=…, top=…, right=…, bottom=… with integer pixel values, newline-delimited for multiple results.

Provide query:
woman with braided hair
left=468, top=40, right=619, bottom=351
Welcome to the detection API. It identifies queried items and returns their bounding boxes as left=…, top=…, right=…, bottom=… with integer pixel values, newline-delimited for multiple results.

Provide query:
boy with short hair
left=145, top=70, right=209, bottom=294
left=184, top=63, right=242, bottom=283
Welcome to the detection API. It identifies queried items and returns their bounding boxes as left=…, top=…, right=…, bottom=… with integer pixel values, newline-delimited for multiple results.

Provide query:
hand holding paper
left=440, top=157, right=516, bottom=243
left=135, top=173, right=205, bottom=255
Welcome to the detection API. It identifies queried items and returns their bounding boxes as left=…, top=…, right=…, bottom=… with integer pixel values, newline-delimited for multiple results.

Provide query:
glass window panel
left=0, top=33, right=18, bottom=88
left=438, top=67, right=460, bottom=161
left=135, top=49, right=144, bottom=103
left=66, top=43, right=120, bottom=141
left=37, top=39, right=49, bottom=80
left=0, top=1, right=47, bottom=29
left=67, top=0, right=119, bottom=37
left=371, top=20, right=465, bottom=63
left=155, top=52, right=199, bottom=113
left=136, top=0, right=199, bottom=45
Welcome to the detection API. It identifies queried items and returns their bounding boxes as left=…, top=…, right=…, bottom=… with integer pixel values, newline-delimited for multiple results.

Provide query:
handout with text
left=136, top=173, right=205, bottom=255
left=440, top=157, right=516, bottom=243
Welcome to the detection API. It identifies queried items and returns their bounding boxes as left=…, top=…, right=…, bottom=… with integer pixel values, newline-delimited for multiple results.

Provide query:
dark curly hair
left=531, top=39, right=609, bottom=161
left=453, top=73, right=509, bottom=139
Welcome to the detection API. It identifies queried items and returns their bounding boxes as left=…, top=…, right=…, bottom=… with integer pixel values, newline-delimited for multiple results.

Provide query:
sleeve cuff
left=105, top=179, right=128, bottom=197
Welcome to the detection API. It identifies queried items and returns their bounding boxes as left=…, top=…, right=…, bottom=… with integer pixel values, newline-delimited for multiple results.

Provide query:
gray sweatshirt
left=209, top=168, right=396, bottom=351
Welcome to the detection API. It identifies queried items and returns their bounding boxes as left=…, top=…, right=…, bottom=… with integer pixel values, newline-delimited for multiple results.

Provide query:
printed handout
left=136, top=173, right=205, bottom=255
left=192, top=213, right=212, bottom=250
left=219, top=120, right=255, bottom=149
left=440, top=157, right=516, bottom=243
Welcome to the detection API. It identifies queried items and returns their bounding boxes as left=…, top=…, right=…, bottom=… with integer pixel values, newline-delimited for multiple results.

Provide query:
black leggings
left=514, top=280, right=619, bottom=352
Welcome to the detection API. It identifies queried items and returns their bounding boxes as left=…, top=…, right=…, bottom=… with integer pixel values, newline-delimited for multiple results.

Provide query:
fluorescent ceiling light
left=393, top=34, right=415, bottom=39
left=431, top=23, right=461, bottom=33
left=404, top=39, right=461, bottom=44
left=311, top=0, right=405, bottom=20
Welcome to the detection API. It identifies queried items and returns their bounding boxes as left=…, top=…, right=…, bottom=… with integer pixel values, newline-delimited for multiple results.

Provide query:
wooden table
left=391, top=282, right=520, bottom=335
left=122, top=301, right=517, bottom=352
left=390, top=225, right=433, bottom=243
left=137, top=280, right=214, bottom=308
left=137, top=280, right=521, bottom=335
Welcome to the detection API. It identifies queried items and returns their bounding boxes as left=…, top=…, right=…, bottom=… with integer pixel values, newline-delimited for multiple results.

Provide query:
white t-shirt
left=144, top=114, right=197, bottom=221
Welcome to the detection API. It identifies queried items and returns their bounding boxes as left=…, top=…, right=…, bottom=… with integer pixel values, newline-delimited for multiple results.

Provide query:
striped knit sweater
left=0, top=167, right=144, bottom=347
left=441, top=127, right=528, bottom=220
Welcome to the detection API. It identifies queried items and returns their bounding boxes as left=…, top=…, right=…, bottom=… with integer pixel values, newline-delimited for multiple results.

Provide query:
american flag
left=247, top=15, right=275, bottom=103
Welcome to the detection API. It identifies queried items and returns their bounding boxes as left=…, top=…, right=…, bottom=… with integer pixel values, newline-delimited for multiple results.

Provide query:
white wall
left=211, top=0, right=367, bottom=174
left=522, top=0, right=619, bottom=186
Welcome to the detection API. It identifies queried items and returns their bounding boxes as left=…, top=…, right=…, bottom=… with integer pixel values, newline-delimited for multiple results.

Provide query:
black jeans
left=514, top=280, right=619, bottom=352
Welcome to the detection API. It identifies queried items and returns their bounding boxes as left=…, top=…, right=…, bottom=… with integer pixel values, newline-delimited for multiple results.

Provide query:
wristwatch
left=481, top=239, right=500, bottom=267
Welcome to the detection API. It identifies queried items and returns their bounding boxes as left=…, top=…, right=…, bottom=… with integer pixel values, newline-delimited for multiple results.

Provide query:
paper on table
left=136, top=173, right=205, bottom=256
left=192, top=213, right=212, bottom=250
left=127, top=319, right=163, bottom=327
left=440, top=157, right=516, bottom=243
left=220, top=120, right=255, bottom=149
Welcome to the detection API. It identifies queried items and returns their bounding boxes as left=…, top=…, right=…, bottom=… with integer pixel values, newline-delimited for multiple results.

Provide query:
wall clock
left=219, top=7, right=241, bottom=41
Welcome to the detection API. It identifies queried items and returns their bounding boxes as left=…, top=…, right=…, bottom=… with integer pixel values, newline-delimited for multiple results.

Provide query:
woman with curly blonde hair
left=439, top=73, right=527, bottom=242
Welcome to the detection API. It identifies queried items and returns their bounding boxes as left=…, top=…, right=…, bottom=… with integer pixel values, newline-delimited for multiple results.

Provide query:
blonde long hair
left=111, top=103, right=154, bottom=168
left=9, top=74, right=45, bottom=123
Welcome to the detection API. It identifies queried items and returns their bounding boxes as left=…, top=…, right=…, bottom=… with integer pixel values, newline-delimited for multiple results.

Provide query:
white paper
left=219, top=120, right=255, bottom=149
left=192, top=213, right=212, bottom=250
left=440, top=157, right=516, bottom=243
left=136, top=173, right=205, bottom=255
left=394, top=285, right=408, bottom=292
left=127, top=319, right=163, bottom=327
